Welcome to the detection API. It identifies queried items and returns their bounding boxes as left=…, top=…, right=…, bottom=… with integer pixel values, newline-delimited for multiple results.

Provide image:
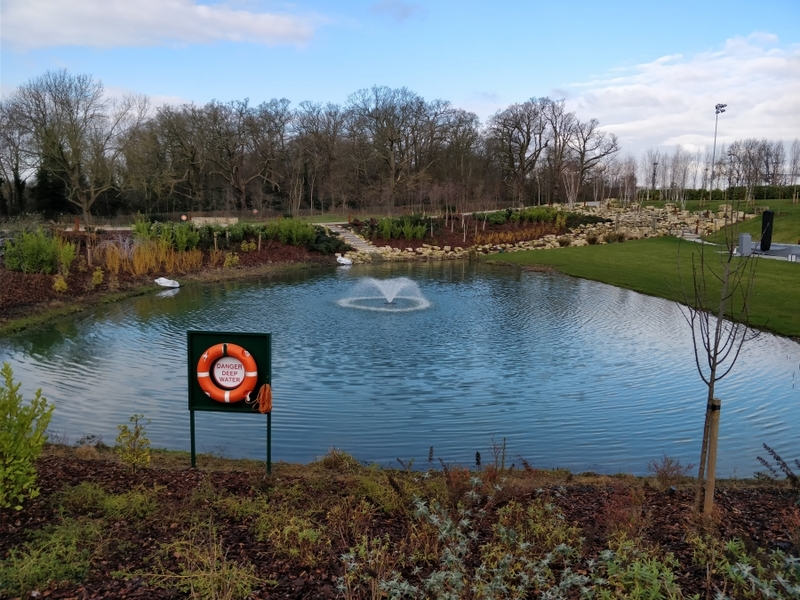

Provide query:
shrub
left=57, top=238, right=77, bottom=276
left=0, top=362, right=54, bottom=510
left=488, top=211, right=508, bottom=225
left=174, top=222, right=200, bottom=252
left=307, top=226, right=351, bottom=255
left=3, top=229, right=59, bottom=274
left=264, top=218, right=316, bottom=246
left=647, top=454, right=694, bottom=490
left=132, top=213, right=153, bottom=241
left=223, top=252, right=240, bottom=268
left=53, top=274, right=68, bottom=292
left=91, top=267, right=104, bottom=287
left=557, top=236, right=572, bottom=247
left=226, top=223, right=246, bottom=244
left=115, top=413, right=151, bottom=472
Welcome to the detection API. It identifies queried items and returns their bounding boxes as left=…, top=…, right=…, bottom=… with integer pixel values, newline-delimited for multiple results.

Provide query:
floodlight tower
left=708, top=103, right=727, bottom=201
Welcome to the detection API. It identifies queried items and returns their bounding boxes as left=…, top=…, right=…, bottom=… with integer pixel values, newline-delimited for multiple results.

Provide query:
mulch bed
left=1, top=452, right=797, bottom=599
left=348, top=219, right=564, bottom=252
left=0, top=238, right=334, bottom=325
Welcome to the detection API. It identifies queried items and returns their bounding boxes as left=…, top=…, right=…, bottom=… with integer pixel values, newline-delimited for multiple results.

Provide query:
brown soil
left=0, top=236, right=334, bottom=329
left=1, top=448, right=797, bottom=599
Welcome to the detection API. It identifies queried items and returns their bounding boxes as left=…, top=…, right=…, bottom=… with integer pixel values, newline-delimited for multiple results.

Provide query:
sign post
left=187, top=331, right=272, bottom=472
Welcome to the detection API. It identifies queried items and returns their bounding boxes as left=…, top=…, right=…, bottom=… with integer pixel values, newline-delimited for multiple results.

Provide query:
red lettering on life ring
left=197, top=343, right=258, bottom=403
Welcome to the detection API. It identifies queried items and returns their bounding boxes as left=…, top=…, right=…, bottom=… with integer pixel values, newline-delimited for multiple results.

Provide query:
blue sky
left=2, top=0, right=799, bottom=156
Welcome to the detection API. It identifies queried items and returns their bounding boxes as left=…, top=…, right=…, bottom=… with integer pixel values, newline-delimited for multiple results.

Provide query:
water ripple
left=1, top=262, right=798, bottom=475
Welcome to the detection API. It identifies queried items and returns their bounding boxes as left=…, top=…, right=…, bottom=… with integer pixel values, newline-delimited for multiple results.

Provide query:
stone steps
left=322, top=223, right=381, bottom=254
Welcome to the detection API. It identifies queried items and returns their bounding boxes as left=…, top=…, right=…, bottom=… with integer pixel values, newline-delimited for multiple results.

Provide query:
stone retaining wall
left=340, top=204, right=758, bottom=264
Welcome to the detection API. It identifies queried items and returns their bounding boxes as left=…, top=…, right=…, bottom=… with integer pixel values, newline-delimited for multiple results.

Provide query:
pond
left=1, top=261, right=798, bottom=476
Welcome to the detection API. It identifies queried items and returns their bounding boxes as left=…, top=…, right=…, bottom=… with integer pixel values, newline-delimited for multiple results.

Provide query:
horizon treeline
left=1, top=69, right=798, bottom=222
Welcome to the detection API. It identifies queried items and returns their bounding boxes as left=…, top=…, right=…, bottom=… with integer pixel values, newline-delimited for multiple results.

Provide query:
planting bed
left=0, top=230, right=334, bottom=327
left=0, top=448, right=797, bottom=598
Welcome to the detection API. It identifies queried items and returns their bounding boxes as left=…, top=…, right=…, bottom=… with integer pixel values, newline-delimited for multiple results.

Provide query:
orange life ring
left=196, top=343, right=258, bottom=403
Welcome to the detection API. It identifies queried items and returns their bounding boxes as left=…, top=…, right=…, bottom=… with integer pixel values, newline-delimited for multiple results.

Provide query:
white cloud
left=1, top=0, right=316, bottom=50
left=564, top=33, right=800, bottom=156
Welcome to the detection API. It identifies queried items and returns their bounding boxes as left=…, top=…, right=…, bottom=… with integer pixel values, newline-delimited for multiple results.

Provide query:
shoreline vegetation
left=0, top=443, right=798, bottom=599
left=0, top=259, right=325, bottom=337
left=2, top=198, right=799, bottom=340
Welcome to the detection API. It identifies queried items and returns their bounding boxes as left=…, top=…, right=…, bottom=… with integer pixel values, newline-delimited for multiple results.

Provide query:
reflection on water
left=1, top=261, right=798, bottom=475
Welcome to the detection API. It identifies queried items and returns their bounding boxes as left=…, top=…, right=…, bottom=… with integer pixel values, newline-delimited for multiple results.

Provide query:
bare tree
left=0, top=99, right=30, bottom=216
left=485, top=98, right=548, bottom=206
left=641, top=149, right=661, bottom=203
left=203, top=98, right=270, bottom=212
left=8, top=70, right=148, bottom=224
left=668, top=146, right=691, bottom=209
left=790, top=139, right=800, bottom=185
left=542, top=99, right=575, bottom=203
left=295, top=101, right=346, bottom=213
left=568, top=117, right=619, bottom=203
left=152, top=103, right=210, bottom=211
left=347, top=86, right=439, bottom=213
left=677, top=221, right=759, bottom=514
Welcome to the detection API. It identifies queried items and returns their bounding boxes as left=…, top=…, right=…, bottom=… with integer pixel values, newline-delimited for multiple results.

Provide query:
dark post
left=760, top=210, right=774, bottom=252
left=190, top=410, right=196, bottom=468
left=267, top=412, right=272, bottom=474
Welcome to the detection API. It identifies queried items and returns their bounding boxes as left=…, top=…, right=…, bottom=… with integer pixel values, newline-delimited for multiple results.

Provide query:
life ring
left=196, top=343, right=258, bottom=403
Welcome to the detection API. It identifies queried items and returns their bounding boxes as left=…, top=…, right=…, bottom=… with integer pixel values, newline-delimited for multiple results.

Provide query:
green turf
left=637, top=198, right=800, bottom=245
left=491, top=236, right=800, bottom=338
left=703, top=199, right=800, bottom=245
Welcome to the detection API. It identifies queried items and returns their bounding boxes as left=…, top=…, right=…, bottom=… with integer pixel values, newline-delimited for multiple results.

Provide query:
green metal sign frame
left=187, top=330, right=272, bottom=472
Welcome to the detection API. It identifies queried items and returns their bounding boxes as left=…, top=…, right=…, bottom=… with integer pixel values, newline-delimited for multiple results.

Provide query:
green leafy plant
left=0, top=518, right=103, bottom=596
left=174, top=222, right=200, bottom=252
left=131, top=213, right=154, bottom=241
left=53, top=273, right=68, bottom=292
left=597, top=534, right=684, bottom=600
left=264, top=218, right=316, bottom=246
left=115, top=413, right=151, bottom=472
left=3, top=228, right=60, bottom=274
left=254, top=509, right=330, bottom=566
left=57, top=238, right=77, bottom=276
left=146, top=521, right=267, bottom=600
left=0, top=362, right=54, bottom=510
left=223, top=252, right=240, bottom=268
left=91, top=266, right=104, bottom=287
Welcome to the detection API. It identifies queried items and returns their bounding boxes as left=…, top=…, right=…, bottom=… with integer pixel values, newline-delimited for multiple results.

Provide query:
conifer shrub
left=0, top=362, right=54, bottom=510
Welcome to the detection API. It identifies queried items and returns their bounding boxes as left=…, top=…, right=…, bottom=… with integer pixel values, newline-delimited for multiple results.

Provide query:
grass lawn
left=704, top=198, right=800, bottom=245
left=491, top=236, right=800, bottom=338
left=639, top=198, right=800, bottom=244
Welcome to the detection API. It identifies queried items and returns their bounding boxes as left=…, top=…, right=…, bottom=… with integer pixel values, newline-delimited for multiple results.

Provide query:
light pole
left=708, top=103, right=727, bottom=203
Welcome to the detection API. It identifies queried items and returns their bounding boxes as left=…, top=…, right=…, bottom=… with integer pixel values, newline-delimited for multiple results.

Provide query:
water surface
left=2, top=261, right=798, bottom=475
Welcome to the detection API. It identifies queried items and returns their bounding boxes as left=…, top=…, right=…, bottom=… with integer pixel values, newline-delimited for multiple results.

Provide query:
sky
left=2, top=0, right=799, bottom=158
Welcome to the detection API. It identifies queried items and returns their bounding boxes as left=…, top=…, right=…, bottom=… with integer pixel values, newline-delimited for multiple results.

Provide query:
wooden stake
left=703, top=398, right=722, bottom=515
